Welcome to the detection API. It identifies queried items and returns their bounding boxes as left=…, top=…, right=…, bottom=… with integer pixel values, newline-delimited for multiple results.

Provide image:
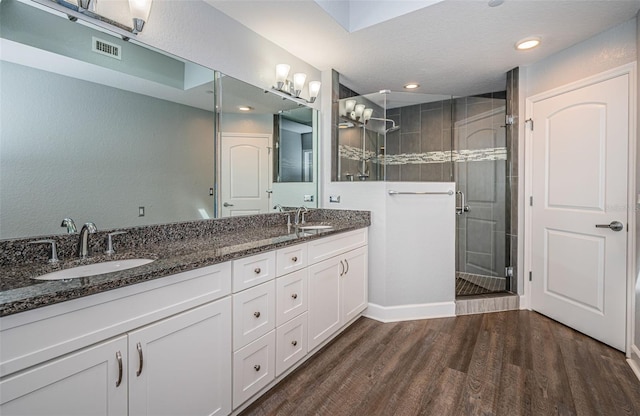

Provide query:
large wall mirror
left=0, top=0, right=318, bottom=240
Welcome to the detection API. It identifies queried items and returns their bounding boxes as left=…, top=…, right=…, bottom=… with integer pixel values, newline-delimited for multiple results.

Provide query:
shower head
left=369, top=117, right=400, bottom=134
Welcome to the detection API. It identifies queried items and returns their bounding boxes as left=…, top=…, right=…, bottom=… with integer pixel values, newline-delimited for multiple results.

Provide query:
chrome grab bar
left=388, top=190, right=454, bottom=196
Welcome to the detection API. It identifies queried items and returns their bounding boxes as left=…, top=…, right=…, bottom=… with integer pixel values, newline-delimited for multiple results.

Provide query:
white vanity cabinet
left=0, top=263, right=233, bottom=416
left=307, top=231, right=368, bottom=351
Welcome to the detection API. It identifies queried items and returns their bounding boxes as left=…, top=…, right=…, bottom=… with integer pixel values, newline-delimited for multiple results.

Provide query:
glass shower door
left=453, top=95, right=509, bottom=296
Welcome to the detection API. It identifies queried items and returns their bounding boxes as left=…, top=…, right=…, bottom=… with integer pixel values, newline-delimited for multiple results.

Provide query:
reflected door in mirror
left=220, top=134, right=272, bottom=217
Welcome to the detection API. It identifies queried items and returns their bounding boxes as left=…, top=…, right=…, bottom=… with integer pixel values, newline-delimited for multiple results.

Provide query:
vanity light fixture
left=354, top=104, right=366, bottom=120
left=363, top=108, right=373, bottom=122
left=345, top=99, right=357, bottom=114
left=515, top=37, right=541, bottom=50
left=54, top=0, right=153, bottom=34
left=273, top=64, right=321, bottom=103
left=129, top=0, right=154, bottom=34
left=404, top=83, right=420, bottom=89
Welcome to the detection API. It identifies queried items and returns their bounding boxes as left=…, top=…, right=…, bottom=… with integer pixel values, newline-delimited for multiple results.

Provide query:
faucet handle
left=61, top=218, right=77, bottom=234
left=105, top=231, right=127, bottom=256
left=29, top=239, right=59, bottom=264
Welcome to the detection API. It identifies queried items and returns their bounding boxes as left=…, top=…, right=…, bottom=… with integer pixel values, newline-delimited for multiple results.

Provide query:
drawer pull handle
left=292, top=256, right=298, bottom=262
left=254, top=311, right=261, bottom=318
left=291, top=293, right=298, bottom=299
left=136, top=342, right=144, bottom=377
left=254, top=364, right=261, bottom=371
left=291, top=340, right=298, bottom=346
left=339, top=260, right=345, bottom=276
left=115, top=351, right=123, bottom=387
left=344, top=259, right=350, bottom=275
left=254, top=267, right=261, bottom=274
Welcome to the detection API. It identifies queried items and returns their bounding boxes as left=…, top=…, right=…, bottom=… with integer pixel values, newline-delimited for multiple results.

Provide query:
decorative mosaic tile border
left=339, top=144, right=507, bottom=165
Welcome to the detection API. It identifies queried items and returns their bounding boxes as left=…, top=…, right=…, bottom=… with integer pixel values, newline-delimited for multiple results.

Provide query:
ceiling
left=205, top=0, right=640, bottom=97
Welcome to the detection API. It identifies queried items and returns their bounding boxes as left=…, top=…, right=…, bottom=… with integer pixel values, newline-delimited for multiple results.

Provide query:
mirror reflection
left=0, top=0, right=318, bottom=240
left=218, top=76, right=318, bottom=218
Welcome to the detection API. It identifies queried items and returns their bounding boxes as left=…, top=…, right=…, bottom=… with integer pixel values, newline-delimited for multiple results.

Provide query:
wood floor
left=240, top=311, right=640, bottom=416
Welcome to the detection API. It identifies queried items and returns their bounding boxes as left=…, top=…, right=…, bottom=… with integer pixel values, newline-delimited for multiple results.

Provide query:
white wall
left=526, top=18, right=637, bottom=96
left=137, top=1, right=321, bottom=108
left=220, top=113, right=272, bottom=135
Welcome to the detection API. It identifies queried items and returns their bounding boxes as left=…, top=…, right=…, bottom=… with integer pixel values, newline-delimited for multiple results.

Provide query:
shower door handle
left=456, top=191, right=470, bottom=215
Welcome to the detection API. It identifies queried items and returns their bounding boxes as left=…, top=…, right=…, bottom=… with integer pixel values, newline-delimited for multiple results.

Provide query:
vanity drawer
left=233, top=281, right=276, bottom=349
left=275, top=269, right=308, bottom=326
left=276, top=243, right=307, bottom=276
left=233, top=251, right=276, bottom=292
left=276, top=312, right=307, bottom=377
left=307, top=228, right=368, bottom=265
left=233, top=331, right=275, bottom=409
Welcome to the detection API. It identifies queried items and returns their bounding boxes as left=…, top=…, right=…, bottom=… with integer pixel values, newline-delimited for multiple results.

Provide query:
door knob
left=595, top=221, right=624, bottom=232
left=223, top=202, right=234, bottom=207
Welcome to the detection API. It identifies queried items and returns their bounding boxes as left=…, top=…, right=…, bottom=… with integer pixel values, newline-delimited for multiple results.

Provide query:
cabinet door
left=341, top=246, right=368, bottom=323
left=128, top=298, right=232, bottom=416
left=307, top=258, right=342, bottom=351
left=0, top=335, right=127, bottom=416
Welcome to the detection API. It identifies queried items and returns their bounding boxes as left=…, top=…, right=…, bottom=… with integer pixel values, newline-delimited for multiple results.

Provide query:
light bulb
left=345, top=99, right=356, bottom=113
left=293, top=73, right=306, bottom=97
left=275, top=64, right=290, bottom=90
left=354, top=104, right=365, bottom=120
left=129, top=0, right=153, bottom=33
left=363, top=108, right=373, bottom=122
left=308, top=81, right=321, bottom=103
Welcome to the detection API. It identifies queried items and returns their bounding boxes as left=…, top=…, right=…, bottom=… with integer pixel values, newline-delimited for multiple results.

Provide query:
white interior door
left=530, top=74, right=629, bottom=351
left=220, top=133, right=271, bottom=217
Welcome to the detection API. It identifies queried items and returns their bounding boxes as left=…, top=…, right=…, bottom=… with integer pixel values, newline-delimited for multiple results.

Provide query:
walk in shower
left=336, top=86, right=515, bottom=297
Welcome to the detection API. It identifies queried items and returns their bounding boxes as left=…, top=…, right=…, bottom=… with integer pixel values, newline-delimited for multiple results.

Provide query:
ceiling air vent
left=92, top=37, right=121, bottom=60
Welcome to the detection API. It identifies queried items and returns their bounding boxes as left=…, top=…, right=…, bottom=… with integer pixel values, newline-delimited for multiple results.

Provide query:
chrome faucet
left=61, top=218, right=77, bottom=234
left=274, top=204, right=285, bottom=212
left=294, top=206, right=308, bottom=225
left=77, top=222, right=97, bottom=258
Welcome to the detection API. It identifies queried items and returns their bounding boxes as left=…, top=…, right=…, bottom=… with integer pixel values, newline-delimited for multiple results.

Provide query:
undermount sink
left=296, top=224, right=333, bottom=231
left=33, top=259, right=155, bottom=281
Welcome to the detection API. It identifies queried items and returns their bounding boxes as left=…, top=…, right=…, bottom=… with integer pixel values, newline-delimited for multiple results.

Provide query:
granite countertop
left=0, top=217, right=369, bottom=317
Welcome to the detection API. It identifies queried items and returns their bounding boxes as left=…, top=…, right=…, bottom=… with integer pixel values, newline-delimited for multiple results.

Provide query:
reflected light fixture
left=404, top=83, right=420, bottom=89
left=60, top=0, right=153, bottom=34
left=344, top=99, right=357, bottom=114
left=363, top=108, right=373, bottom=122
left=516, top=37, right=541, bottom=50
left=129, top=0, right=154, bottom=34
left=273, top=64, right=321, bottom=103
left=354, top=104, right=366, bottom=120
left=238, top=106, right=253, bottom=112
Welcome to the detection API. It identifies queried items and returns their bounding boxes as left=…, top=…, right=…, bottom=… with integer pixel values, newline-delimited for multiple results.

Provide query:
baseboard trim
left=628, top=345, right=640, bottom=382
left=364, top=302, right=456, bottom=323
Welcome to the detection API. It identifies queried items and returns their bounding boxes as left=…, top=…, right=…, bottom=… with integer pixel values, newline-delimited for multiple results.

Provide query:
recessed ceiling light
left=238, top=106, right=253, bottom=111
left=404, top=83, right=420, bottom=89
left=516, top=37, right=541, bottom=50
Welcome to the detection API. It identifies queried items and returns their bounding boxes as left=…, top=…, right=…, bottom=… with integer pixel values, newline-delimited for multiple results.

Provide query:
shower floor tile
left=455, top=274, right=507, bottom=297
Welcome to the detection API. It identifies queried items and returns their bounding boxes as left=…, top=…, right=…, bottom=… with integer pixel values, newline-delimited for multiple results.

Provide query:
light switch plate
left=329, top=195, right=341, bottom=203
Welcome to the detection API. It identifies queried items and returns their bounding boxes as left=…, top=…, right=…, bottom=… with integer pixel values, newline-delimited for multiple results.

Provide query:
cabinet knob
left=291, top=256, right=298, bottom=262
left=254, top=311, right=261, bottom=318
left=291, top=293, right=298, bottom=299
left=291, top=340, right=298, bottom=346
left=254, top=364, right=261, bottom=372
left=254, top=267, right=261, bottom=274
